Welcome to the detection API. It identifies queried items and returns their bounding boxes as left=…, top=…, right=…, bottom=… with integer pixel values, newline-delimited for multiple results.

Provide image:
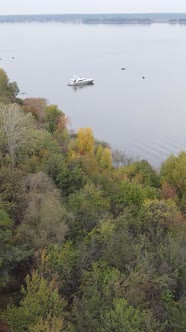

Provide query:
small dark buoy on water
left=12, top=56, right=15, bottom=59
left=121, top=67, right=126, bottom=70
left=142, top=76, right=145, bottom=79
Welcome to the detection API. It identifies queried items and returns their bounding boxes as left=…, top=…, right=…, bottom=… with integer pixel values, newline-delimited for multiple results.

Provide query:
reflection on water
left=69, top=83, right=95, bottom=92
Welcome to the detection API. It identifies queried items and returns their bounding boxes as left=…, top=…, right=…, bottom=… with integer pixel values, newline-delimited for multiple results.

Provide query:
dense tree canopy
left=1, top=70, right=186, bottom=332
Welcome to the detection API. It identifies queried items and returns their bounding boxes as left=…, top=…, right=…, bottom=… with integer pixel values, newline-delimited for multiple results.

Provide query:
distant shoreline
left=1, top=13, right=186, bottom=24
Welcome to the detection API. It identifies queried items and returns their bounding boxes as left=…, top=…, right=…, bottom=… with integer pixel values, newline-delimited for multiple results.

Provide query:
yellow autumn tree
left=96, top=145, right=112, bottom=168
left=76, top=128, right=95, bottom=155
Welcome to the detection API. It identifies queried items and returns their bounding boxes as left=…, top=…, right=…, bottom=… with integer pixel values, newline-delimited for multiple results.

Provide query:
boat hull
left=68, top=79, right=94, bottom=86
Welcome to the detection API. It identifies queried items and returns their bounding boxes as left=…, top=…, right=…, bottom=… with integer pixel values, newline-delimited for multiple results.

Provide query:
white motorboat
left=67, top=75, right=94, bottom=86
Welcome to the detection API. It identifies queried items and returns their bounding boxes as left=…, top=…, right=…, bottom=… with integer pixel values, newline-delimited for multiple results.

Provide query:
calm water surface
left=1, top=22, right=186, bottom=168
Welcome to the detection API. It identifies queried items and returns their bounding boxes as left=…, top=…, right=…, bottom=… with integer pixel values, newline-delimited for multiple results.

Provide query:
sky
left=1, top=0, right=186, bottom=15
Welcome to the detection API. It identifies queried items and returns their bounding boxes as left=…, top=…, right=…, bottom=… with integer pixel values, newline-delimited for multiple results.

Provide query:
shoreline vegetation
left=1, top=69, right=186, bottom=331
left=1, top=13, right=186, bottom=24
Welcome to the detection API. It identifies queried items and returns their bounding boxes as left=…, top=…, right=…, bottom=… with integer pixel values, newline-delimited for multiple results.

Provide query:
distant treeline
left=1, top=13, right=186, bottom=24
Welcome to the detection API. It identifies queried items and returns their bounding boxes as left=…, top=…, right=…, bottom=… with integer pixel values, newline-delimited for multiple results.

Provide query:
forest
left=0, top=68, right=186, bottom=331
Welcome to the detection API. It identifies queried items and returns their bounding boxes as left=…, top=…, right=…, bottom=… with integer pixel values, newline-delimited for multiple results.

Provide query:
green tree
left=41, top=241, right=80, bottom=298
left=20, top=129, right=61, bottom=173
left=72, top=263, right=123, bottom=332
left=122, top=160, right=160, bottom=187
left=28, top=313, right=65, bottom=332
left=43, top=152, right=67, bottom=183
left=0, top=167, right=25, bottom=221
left=56, top=158, right=88, bottom=196
left=28, top=313, right=74, bottom=332
left=4, top=270, right=66, bottom=332
left=100, top=297, right=148, bottom=332
left=45, top=104, right=64, bottom=133
left=0, top=69, right=19, bottom=103
left=136, top=199, right=182, bottom=239
left=0, top=207, right=27, bottom=287
left=160, top=152, right=186, bottom=208
left=72, top=261, right=159, bottom=332
left=67, top=182, right=110, bottom=237
left=114, top=179, right=158, bottom=215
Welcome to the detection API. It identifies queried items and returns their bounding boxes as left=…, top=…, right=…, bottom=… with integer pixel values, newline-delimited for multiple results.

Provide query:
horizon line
left=1, top=12, right=186, bottom=16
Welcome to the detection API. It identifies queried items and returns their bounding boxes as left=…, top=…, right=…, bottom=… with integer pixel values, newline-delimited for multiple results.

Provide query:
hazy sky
left=1, top=0, right=186, bottom=15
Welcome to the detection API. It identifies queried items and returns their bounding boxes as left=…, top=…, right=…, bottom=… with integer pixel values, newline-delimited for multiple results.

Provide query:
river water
left=1, top=22, right=186, bottom=168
